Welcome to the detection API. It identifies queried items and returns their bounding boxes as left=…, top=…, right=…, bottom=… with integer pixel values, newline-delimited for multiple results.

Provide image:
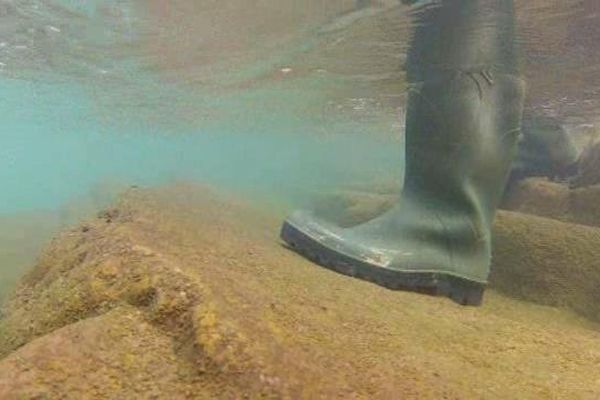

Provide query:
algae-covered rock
left=572, top=137, right=600, bottom=188
left=502, top=177, right=600, bottom=227
left=491, top=211, right=600, bottom=321
left=1, top=184, right=600, bottom=399
left=511, top=114, right=579, bottom=181
left=0, top=307, right=223, bottom=399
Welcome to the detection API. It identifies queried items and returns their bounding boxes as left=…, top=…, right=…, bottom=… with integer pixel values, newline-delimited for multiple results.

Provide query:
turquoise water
left=0, top=61, right=402, bottom=300
left=0, top=0, right=411, bottom=300
left=0, top=77, right=401, bottom=215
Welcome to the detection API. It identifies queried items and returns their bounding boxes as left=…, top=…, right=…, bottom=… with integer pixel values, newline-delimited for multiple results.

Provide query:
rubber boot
left=281, top=0, right=525, bottom=305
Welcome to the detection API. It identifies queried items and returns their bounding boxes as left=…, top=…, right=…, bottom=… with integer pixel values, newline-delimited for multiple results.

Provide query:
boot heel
left=441, top=277, right=485, bottom=306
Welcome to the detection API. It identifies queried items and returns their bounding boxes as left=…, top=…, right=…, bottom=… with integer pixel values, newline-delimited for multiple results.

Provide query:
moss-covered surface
left=502, top=177, right=600, bottom=227
left=1, top=184, right=600, bottom=399
left=491, top=211, right=600, bottom=321
left=0, top=307, right=222, bottom=399
left=572, top=139, right=600, bottom=188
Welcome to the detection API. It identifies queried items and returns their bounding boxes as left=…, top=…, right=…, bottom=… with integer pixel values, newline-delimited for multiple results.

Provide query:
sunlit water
left=1, top=0, right=599, bottom=298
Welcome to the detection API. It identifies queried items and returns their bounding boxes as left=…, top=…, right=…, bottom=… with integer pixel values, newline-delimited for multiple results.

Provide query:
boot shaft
left=404, top=72, right=525, bottom=222
left=405, top=0, right=519, bottom=82
left=403, top=0, right=525, bottom=230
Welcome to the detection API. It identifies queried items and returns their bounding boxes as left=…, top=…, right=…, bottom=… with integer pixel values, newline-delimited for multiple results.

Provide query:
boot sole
left=281, top=221, right=485, bottom=306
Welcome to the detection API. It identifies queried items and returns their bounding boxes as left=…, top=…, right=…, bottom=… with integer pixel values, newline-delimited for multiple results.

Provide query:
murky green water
left=1, top=1, right=599, bottom=299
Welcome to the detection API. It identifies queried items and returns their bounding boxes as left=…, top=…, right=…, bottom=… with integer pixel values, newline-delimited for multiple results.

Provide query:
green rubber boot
left=281, top=0, right=525, bottom=305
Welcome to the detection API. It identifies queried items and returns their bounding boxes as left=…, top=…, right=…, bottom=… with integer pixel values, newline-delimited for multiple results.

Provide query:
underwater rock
left=491, top=210, right=600, bottom=321
left=1, top=184, right=600, bottom=398
left=0, top=307, right=223, bottom=399
left=510, top=114, right=578, bottom=182
left=571, top=137, right=600, bottom=188
left=502, top=177, right=600, bottom=227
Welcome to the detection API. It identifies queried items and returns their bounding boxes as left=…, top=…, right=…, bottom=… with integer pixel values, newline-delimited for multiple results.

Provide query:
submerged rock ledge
left=1, top=184, right=600, bottom=399
left=503, top=177, right=600, bottom=227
